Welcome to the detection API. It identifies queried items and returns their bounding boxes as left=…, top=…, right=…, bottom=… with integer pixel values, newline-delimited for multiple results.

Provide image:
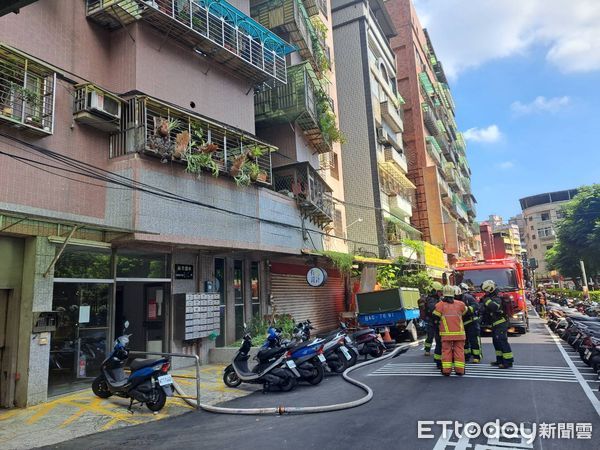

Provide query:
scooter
left=92, top=321, right=174, bottom=412
left=222, top=326, right=297, bottom=392
left=350, top=327, right=387, bottom=359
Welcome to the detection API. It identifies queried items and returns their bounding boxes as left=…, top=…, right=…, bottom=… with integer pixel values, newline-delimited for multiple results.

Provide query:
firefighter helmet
left=459, top=282, right=470, bottom=293
left=482, top=280, right=496, bottom=293
left=443, top=285, right=456, bottom=297
left=432, top=281, right=443, bottom=291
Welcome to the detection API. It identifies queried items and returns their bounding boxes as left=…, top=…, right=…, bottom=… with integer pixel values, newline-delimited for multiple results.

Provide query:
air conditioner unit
left=377, top=127, right=390, bottom=145
left=87, top=90, right=121, bottom=120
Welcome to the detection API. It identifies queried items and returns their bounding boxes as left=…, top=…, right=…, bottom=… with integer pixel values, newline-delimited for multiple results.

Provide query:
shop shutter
left=270, top=274, right=345, bottom=332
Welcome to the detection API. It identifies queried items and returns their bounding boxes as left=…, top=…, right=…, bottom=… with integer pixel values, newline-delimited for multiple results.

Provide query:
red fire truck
left=454, top=258, right=529, bottom=334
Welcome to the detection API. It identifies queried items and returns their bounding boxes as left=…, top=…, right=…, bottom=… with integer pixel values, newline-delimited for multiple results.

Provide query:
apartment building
left=519, top=189, right=578, bottom=281
left=480, top=215, right=523, bottom=260
left=0, top=0, right=344, bottom=407
left=385, top=0, right=478, bottom=265
left=332, top=0, right=419, bottom=260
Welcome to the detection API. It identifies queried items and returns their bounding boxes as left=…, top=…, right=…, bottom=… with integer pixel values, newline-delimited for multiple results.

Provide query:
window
left=533, top=244, right=538, bottom=249
left=330, top=153, right=339, bottom=180
left=541, top=212, right=550, bottom=221
left=250, top=262, right=260, bottom=319
left=532, top=234, right=536, bottom=240
left=334, top=208, right=344, bottom=238
left=546, top=245, right=553, bottom=250
left=556, top=210, right=565, bottom=219
left=530, top=225, right=534, bottom=230
left=538, top=227, right=554, bottom=238
left=529, top=217, right=533, bottom=222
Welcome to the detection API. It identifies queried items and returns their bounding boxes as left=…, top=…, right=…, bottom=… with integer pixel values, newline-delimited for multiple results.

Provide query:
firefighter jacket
left=482, top=292, right=507, bottom=327
left=433, top=298, right=467, bottom=341
left=461, top=293, right=480, bottom=326
left=425, top=294, right=440, bottom=319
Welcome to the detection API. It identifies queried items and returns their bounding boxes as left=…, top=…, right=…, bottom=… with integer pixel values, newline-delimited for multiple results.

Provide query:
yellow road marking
left=60, top=408, right=85, bottom=428
left=26, top=403, right=57, bottom=425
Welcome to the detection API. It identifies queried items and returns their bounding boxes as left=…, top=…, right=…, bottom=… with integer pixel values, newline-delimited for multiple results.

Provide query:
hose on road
left=173, top=340, right=422, bottom=415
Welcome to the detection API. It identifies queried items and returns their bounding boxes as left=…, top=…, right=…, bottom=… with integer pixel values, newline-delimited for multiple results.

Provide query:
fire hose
left=173, top=340, right=422, bottom=415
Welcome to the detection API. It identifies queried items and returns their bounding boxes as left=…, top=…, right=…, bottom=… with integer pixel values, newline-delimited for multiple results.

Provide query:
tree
left=545, top=184, right=600, bottom=278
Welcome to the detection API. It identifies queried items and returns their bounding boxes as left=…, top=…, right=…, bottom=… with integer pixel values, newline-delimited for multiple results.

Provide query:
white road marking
left=545, top=324, right=600, bottom=417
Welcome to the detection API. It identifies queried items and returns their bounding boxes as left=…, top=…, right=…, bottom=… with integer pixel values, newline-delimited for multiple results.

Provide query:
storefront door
left=49, top=283, right=110, bottom=396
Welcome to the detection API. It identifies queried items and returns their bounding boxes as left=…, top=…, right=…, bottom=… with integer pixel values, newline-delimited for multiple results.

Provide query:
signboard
left=175, top=264, right=194, bottom=280
left=307, top=267, right=328, bottom=287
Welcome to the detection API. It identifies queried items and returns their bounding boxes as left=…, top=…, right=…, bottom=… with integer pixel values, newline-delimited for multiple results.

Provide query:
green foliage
left=317, top=96, right=345, bottom=145
left=377, top=264, right=402, bottom=289
left=186, top=152, right=219, bottom=177
left=546, top=288, right=600, bottom=302
left=397, top=271, right=434, bottom=294
left=546, top=184, right=600, bottom=278
left=235, top=314, right=297, bottom=347
left=377, top=263, right=433, bottom=294
left=318, top=251, right=354, bottom=274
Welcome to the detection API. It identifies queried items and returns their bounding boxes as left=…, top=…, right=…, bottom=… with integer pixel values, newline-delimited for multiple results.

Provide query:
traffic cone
left=381, top=327, right=394, bottom=348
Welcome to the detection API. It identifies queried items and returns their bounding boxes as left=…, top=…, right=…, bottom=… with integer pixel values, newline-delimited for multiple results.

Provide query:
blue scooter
left=91, top=321, right=174, bottom=412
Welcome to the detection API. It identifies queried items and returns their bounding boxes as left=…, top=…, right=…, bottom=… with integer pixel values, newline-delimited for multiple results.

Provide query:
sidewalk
left=0, top=364, right=259, bottom=450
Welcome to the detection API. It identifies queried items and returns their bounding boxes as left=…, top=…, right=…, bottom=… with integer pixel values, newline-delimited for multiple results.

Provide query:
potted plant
left=147, top=117, right=180, bottom=162
left=244, top=161, right=261, bottom=182
left=233, top=172, right=252, bottom=187
left=256, top=170, right=268, bottom=183
left=245, top=145, right=265, bottom=161
left=186, top=124, right=220, bottom=177
left=229, top=153, right=247, bottom=177
left=173, top=130, right=190, bottom=160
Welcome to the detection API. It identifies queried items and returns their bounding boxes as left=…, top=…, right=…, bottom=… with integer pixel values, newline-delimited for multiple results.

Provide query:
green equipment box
left=356, top=287, right=420, bottom=314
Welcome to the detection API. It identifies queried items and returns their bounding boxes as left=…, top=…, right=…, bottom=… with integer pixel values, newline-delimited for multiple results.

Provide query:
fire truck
left=453, top=259, right=529, bottom=334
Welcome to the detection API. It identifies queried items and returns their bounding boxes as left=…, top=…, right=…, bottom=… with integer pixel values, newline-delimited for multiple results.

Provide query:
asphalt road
left=46, top=316, right=600, bottom=450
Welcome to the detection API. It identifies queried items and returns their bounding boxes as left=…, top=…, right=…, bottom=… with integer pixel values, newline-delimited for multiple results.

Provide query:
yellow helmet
left=432, top=281, right=443, bottom=291
left=443, top=285, right=456, bottom=297
left=482, top=280, right=496, bottom=293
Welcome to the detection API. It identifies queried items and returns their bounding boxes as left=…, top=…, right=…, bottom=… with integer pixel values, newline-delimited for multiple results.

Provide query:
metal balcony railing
left=302, top=0, right=327, bottom=17
left=254, top=62, right=331, bottom=153
left=272, top=161, right=333, bottom=227
left=109, top=95, right=274, bottom=184
left=251, top=0, right=322, bottom=71
left=0, top=45, right=55, bottom=134
left=425, top=136, right=442, bottom=165
left=86, top=0, right=294, bottom=84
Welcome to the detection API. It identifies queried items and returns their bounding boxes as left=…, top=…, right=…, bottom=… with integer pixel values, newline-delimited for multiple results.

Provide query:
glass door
left=233, top=260, right=245, bottom=341
left=49, top=283, right=110, bottom=396
left=215, top=259, right=226, bottom=347
left=250, top=262, right=260, bottom=319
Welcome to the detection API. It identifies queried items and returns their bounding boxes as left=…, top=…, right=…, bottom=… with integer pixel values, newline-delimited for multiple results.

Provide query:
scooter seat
left=130, top=358, right=163, bottom=371
left=257, top=347, right=285, bottom=361
left=352, top=329, right=374, bottom=338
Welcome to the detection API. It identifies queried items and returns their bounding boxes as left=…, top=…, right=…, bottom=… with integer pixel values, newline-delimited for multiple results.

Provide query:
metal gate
left=270, top=274, right=345, bottom=332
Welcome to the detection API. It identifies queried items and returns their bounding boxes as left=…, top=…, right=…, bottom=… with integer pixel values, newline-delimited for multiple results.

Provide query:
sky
left=413, top=0, right=600, bottom=222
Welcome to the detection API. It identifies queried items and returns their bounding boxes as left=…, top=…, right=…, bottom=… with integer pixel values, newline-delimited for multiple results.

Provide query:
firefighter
left=456, top=283, right=481, bottom=363
left=481, top=280, right=514, bottom=369
left=535, top=284, right=547, bottom=319
left=421, top=281, right=443, bottom=357
left=426, top=281, right=444, bottom=367
left=433, top=285, right=467, bottom=376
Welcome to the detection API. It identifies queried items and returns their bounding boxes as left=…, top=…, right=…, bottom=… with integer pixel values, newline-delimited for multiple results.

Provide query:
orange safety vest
left=433, top=300, right=467, bottom=341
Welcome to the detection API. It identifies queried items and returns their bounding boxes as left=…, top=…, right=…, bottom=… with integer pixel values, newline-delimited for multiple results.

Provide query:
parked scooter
left=223, top=326, right=297, bottom=392
left=91, top=321, right=174, bottom=412
left=349, top=327, right=387, bottom=359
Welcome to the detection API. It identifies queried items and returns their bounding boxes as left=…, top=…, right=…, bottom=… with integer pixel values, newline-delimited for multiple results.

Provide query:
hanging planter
left=173, top=130, right=190, bottom=160
left=229, top=153, right=247, bottom=177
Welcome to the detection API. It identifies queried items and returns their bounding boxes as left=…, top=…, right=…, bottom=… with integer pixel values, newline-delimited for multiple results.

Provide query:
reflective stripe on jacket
left=433, top=300, right=467, bottom=341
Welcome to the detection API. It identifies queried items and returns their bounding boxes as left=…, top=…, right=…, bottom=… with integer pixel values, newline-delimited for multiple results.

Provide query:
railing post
left=172, top=0, right=175, bottom=19
left=189, top=0, right=193, bottom=28
left=195, top=355, right=201, bottom=409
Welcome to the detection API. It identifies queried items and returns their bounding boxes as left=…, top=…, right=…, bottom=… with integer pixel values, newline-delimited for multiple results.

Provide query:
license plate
left=286, top=359, right=296, bottom=369
left=317, top=354, right=326, bottom=363
left=584, top=349, right=592, bottom=359
left=345, top=336, right=351, bottom=344
left=157, top=374, right=173, bottom=386
left=340, top=346, right=352, bottom=360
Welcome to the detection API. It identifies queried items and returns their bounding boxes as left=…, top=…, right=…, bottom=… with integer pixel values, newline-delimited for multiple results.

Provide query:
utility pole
left=580, top=260, right=589, bottom=298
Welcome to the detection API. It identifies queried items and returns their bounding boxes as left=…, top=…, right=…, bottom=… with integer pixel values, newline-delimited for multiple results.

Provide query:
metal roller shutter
left=271, top=274, right=345, bottom=333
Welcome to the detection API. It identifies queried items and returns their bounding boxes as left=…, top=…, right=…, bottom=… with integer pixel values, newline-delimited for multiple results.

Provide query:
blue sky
left=414, top=0, right=600, bottom=221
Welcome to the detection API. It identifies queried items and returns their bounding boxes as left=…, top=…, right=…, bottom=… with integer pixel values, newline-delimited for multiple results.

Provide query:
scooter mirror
left=124, top=320, right=129, bottom=330
left=243, top=322, right=247, bottom=330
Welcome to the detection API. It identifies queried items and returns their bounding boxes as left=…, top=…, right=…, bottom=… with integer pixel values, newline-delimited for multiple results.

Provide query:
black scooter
left=92, top=321, right=174, bottom=412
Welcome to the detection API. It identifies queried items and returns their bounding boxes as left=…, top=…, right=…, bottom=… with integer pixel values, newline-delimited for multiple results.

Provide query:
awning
left=378, top=161, right=416, bottom=189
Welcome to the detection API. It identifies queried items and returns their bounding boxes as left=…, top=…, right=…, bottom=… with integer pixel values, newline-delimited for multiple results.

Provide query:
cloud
left=511, top=96, right=570, bottom=115
left=497, top=161, right=515, bottom=170
left=463, top=125, right=502, bottom=143
left=414, top=0, right=600, bottom=79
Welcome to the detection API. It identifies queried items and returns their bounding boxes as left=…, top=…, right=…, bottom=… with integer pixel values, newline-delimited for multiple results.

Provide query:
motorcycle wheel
left=146, top=388, right=167, bottom=412
left=370, top=344, right=384, bottom=359
left=223, top=366, right=242, bottom=388
left=331, top=351, right=349, bottom=374
left=306, top=363, right=325, bottom=385
left=92, top=376, right=112, bottom=399
left=347, top=348, right=358, bottom=367
left=279, top=375, right=297, bottom=392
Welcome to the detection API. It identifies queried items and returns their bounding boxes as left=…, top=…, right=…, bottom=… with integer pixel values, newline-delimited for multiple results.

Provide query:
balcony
left=380, top=100, right=403, bottom=133
left=85, top=0, right=294, bottom=85
left=385, top=216, right=420, bottom=245
left=383, top=147, right=407, bottom=173
left=388, top=194, right=413, bottom=219
left=452, top=193, right=469, bottom=222
left=378, top=162, right=415, bottom=207
left=255, top=61, right=331, bottom=153
left=272, top=162, right=333, bottom=227
left=421, top=103, right=437, bottom=136
left=438, top=170, right=450, bottom=200
left=425, top=136, right=442, bottom=166
left=109, top=95, right=274, bottom=184
left=0, top=45, right=55, bottom=135
left=252, top=0, right=325, bottom=74
left=444, top=162, right=458, bottom=186
left=303, top=0, right=327, bottom=17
